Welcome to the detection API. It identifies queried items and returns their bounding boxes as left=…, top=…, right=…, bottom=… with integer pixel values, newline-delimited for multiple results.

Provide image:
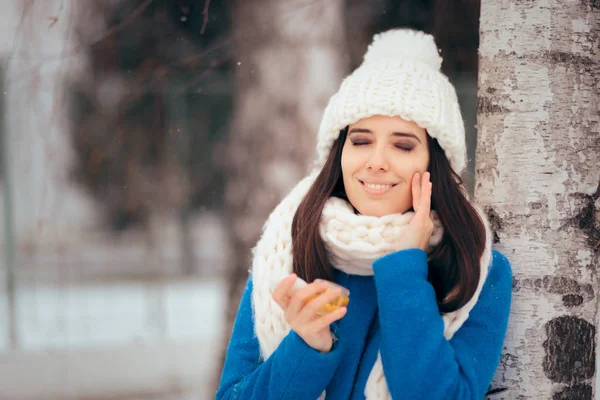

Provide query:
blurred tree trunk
left=215, top=0, right=347, bottom=387
left=5, top=0, right=99, bottom=247
left=67, top=0, right=233, bottom=276
left=476, top=1, right=599, bottom=398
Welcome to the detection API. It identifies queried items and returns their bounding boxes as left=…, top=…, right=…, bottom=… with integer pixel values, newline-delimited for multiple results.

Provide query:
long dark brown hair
left=291, top=127, right=486, bottom=312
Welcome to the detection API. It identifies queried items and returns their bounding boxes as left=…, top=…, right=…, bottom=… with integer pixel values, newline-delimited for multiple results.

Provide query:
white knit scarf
left=251, top=172, right=493, bottom=399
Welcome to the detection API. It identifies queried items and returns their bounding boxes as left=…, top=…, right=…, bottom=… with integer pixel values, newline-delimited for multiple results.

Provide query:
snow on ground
left=0, top=212, right=233, bottom=399
left=0, top=279, right=227, bottom=352
left=0, top=278, right=228, bottom=400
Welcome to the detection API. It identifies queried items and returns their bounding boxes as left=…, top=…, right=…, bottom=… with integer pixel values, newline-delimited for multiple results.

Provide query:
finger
left=419, top=172, right=432, bottom=217
left=412, top=172, right=421, bottom=212
left=287, top=281, right=329, bottom=321
left=309, top=306, right=348, bottom=332
left=298, top=287, right=342, bottom=322
left=273, top=293, right=292, bottom=311
left=272, top=274, right=297, bottom=309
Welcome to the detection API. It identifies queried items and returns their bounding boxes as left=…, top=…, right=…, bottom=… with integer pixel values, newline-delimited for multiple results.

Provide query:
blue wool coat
left=216, top=249, right=512, bottom=399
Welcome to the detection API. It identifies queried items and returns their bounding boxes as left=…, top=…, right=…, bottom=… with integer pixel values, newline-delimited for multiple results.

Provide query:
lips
left=359, top=180, right=397, bottom=195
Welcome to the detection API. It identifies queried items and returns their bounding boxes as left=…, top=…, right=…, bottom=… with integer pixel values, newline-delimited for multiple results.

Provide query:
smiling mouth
left=359, top=180, right=397, bottom=195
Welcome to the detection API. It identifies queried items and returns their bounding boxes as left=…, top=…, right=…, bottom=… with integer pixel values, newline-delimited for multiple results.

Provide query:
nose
left=366, top=146, right=389, bottom=172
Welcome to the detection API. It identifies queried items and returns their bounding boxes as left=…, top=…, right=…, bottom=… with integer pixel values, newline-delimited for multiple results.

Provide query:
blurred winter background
left=0, top=1, right=480, bottom=399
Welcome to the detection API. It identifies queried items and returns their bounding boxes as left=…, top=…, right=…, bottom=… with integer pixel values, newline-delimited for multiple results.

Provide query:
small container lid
left=269, top=276, right=349, bottom=297
left=316, top=279, right=350, bottom=297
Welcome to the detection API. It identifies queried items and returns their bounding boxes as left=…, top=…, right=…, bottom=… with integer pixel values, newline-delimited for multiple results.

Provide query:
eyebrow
left=347, top=128, right=422, bottom=144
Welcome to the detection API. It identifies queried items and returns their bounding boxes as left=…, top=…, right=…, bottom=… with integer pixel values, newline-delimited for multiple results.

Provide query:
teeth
left=364, top=182, right=392, bottom=191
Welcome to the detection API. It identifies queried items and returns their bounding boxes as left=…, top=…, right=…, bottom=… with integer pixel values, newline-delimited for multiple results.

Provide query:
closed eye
left=395, top=144, right=414, bottom=152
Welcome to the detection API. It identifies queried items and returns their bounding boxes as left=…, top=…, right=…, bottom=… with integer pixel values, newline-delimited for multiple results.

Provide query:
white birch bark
left=477, top=1, right=600, bottom=398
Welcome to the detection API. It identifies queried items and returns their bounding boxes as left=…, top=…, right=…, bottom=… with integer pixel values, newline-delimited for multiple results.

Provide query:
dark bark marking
left=477, top=96, right=509, bottom=116
left=486, top=386, right=508, bottom=396
left=562, top=294, right=584, bottom=307
left=512, top=276, right=594, bottom=303
left=514, top=51, right=597, bottom=75
left=568, top=184, right=600, bottom=252
left=485, top=206, right=502, bottom=244
left=511, top=0, right=537, bottom=8
left=499, top=351, right=519, bottom=368
left=530, top=201, right=544, bottom=210
left=552, top=383, right=593, bottom=400
left=543, top=316, right=596, bottom=383
left=543, top=51, right=594, bottom=68
left=581, top=0, right=599, bottom=10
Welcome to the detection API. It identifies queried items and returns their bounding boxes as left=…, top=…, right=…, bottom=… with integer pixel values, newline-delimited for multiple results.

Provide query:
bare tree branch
left=201, top=0, right=211, bottom=35
left=6, top=0, right=155, bottom=87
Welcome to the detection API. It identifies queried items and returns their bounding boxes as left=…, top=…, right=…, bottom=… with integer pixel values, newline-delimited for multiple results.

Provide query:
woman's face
left=341, top=115, right=430, bottom=217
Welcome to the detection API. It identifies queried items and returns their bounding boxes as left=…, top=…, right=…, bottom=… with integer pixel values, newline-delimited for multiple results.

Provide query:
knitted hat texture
left=315, top=29, right=467, bottom=173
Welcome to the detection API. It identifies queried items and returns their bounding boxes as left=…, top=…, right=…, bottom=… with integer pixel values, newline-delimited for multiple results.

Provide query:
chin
left=355, top=205, right=393, bottom=217
left=354, top=202, right=410, bottom=217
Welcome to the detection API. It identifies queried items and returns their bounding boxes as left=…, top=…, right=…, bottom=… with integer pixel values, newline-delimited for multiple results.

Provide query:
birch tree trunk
left=477, top=1, right=600, bottom=398
left=215, top=0, right=347, bottom=383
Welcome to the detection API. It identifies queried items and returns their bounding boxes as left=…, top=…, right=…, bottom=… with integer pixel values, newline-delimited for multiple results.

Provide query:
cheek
left=341, top=146, right=362, bottom=178
left=390, top=153, right=429, bottom=177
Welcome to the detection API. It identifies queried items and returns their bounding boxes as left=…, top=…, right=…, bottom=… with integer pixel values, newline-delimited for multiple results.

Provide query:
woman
left=216, top=29, right=512, bottom=399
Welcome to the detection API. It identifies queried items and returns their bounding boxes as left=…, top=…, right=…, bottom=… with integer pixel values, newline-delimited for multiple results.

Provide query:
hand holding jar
left=271, top=275, right=349, bottom=353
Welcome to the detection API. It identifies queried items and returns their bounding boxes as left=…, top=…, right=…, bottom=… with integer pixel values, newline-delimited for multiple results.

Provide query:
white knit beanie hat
left=315, top=29, right=467, bottom=174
